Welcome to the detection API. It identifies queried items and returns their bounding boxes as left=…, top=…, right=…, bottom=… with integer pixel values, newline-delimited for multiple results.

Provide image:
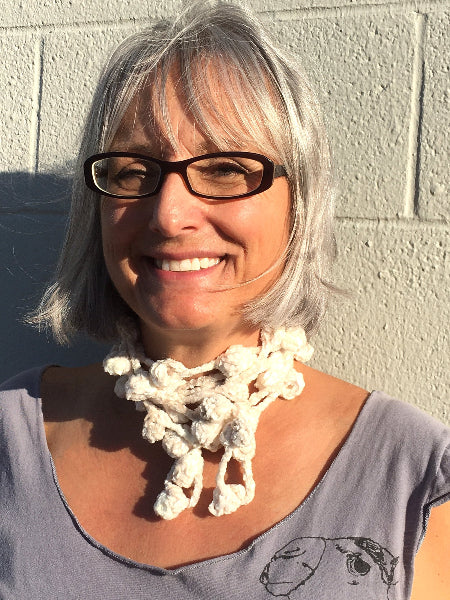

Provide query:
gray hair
left=30, top=0, right=337, bottom=344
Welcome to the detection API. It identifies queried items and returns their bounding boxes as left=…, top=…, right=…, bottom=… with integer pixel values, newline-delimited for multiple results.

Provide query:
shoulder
left=303, top=363, right=450, bottom=445
left=301, top=365, right=450, bottom=480
left=41, top=363, right=113, bottom=423
left=0, top=366, right=47, bottom=402
left=41, top=363, right=107, bottom=394
left=353, top=390, right=450, bottom=487
left=360, top=392, right=450, bottom=518
left=0, top=367, right=51, bottom=458
left=365, top=391, right=450, bottom=451
left=298, top=364, right=370, bottom=428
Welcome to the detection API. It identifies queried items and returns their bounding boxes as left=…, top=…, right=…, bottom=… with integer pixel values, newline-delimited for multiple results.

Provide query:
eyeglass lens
left=92, top=155, right=265, bottom=199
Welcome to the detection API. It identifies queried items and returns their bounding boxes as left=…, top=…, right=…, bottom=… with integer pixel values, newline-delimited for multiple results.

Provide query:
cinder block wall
left=1, top=1, right=448, bottom=423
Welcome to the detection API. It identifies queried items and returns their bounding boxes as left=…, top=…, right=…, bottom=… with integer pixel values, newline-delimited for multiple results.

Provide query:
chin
left=138, top=299, right=230, bottom=335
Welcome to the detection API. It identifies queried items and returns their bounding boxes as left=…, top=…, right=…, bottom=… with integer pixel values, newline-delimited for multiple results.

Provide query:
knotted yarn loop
left=103, top=325, right=313, bottom=519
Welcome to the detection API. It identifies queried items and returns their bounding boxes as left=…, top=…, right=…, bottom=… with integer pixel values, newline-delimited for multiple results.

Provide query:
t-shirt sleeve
left=426, top=442, right=450, bottom=508
left=419, top=437, right=450, bottom=548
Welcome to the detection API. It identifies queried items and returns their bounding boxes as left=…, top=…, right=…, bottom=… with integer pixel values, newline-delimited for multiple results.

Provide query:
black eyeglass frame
left=84, top=151, right=287, bottom=200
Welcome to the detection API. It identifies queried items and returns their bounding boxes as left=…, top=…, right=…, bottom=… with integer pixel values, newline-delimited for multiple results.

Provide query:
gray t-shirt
left=1, top=367, right=449, bottom=599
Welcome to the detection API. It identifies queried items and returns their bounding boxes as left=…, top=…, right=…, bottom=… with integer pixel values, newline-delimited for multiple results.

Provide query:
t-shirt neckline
left=35, top=364, right=376, bottom=575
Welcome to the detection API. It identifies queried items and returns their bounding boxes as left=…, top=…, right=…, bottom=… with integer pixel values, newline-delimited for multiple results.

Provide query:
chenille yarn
left=103, top=326, right=313, bottom=519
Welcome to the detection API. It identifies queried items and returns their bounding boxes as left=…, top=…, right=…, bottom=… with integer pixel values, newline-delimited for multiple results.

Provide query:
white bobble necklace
left=104, top=326, right=313, bottom=520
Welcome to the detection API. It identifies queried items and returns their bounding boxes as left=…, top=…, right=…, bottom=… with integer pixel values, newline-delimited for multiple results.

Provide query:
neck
left=139, top=321, right=262, bottom=367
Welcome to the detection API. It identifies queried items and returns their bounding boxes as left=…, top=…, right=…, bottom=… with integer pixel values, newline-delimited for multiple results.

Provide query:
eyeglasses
left=84, top=151, right=286, bottom=200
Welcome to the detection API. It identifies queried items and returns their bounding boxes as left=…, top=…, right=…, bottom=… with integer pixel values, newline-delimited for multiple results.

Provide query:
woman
left=0, top=2, right=448, bottom=598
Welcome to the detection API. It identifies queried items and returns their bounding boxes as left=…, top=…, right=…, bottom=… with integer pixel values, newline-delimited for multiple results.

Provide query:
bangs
left=177, top=52, right=287, bottom=161
left=103, top=43, right=288, bottom=164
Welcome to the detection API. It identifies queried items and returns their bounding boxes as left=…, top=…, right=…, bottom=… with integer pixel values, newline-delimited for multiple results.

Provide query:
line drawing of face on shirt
left=260, top=536, right=399, bottom=599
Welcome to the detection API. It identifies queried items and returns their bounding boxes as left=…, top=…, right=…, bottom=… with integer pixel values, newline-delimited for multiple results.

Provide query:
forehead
left=108, top=59, right=281, bottom=159
left=110, top=74, right=211, bottom=154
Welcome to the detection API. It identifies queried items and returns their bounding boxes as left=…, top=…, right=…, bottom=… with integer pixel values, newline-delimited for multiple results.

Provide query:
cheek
left=222, top=187, right=290, bottom=258
left=100, top=204, right=137, bottom=267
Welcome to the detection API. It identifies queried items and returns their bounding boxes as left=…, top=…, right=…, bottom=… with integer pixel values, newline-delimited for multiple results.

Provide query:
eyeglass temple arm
left=274, top=165, right=287, bottom=179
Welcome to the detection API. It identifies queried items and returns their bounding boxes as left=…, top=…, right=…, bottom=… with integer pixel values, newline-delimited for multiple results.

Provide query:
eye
left=116, top=164, right=149, bottom=181
left=110, top=161, right=159, bottom=194
left=198, top=160, right=249, bottom=179
left=186, top=155, right=265, bottom=197
left=346, top=554, right=371, bottom=577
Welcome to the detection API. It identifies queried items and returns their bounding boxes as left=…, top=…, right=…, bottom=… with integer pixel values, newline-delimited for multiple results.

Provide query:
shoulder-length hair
left=30, top=0, right=337, bottom=344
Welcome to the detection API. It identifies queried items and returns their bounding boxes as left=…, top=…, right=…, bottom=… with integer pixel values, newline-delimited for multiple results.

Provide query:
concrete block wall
left=0, top=0, right=448, bottom=423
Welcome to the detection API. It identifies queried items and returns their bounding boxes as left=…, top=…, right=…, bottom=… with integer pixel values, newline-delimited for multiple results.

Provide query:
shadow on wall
left=0, top=171, right=108, bottom=383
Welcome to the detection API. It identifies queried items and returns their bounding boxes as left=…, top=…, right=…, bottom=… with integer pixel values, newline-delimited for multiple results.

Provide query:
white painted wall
left=0, top=0, right=448, bottom=423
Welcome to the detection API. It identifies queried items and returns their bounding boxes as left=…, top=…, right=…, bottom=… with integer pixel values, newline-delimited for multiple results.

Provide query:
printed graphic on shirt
left=260, top=536, right=398, bottom=599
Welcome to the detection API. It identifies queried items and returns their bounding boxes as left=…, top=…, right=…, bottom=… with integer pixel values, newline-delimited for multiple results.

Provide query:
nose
left=148, top=171, right=204, bottom=238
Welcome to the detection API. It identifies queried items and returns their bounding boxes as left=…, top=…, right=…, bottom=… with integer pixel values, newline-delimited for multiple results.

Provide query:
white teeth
left=199, top=258, right=211, bottom=268
left=170, top=260, right=182, bottom=272
left=191, top=258, right=201, bottom=270
left=155, top=257, right=221, bottom=272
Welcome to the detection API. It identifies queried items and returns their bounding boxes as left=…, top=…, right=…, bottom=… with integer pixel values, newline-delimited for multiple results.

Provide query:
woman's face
left=100, top=77, right=291, bottom=350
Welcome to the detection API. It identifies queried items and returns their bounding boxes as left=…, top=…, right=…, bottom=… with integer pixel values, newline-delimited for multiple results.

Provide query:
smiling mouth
left=153, top=257, right=222, bottom=272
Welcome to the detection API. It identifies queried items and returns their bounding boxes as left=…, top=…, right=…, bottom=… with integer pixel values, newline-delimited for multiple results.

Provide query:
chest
left=48, top=414, right=342, bottom=569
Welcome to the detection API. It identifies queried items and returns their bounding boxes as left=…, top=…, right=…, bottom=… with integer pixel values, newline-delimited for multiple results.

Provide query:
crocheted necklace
left=104, top=326, right=313, bottom=520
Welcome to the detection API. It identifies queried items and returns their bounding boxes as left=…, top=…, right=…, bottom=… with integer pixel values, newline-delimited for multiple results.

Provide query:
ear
left=260, top=537, right=326, bottom=596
